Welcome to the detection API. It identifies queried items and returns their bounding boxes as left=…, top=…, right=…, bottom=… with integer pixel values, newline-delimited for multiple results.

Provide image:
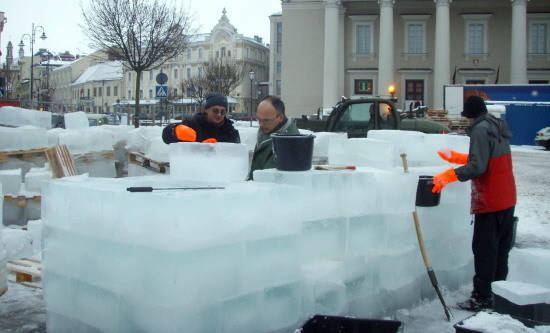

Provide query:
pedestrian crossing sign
left=156, top=86, right=168, bottom=98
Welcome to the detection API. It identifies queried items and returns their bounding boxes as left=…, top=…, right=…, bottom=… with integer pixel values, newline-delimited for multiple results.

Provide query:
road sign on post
left=156, top=86, right=168, bottom=98
left=156, top=72, right=168, bottom=85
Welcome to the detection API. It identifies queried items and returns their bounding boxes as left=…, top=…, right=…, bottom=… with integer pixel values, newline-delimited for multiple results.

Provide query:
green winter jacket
left=247, top=118, right=300, bottom=180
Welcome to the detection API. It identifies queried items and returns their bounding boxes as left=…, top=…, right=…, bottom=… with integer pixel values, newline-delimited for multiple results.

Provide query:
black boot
left=457, top=296, right=493, bottom=312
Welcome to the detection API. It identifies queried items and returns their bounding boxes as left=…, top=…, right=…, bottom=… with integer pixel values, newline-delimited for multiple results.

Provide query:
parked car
left=534, top=127, right=550, bottom=150
left=86, top=114, right=109, bottom=126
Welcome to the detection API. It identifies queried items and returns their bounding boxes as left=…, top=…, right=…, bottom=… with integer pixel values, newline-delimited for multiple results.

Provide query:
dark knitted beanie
left=461, top=95, right=487, bottom=118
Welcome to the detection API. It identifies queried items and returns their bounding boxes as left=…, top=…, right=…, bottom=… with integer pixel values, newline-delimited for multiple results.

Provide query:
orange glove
left=432, top=168, right=458, bottom=193
left=438, top=149, right=468, bottom=165
left=175, top=124, right=197, bottom=142
left=201, top=138, right=218, bottom=143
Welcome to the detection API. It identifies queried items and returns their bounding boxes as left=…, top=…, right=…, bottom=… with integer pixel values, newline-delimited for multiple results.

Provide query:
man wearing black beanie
left=432, top=94, right=516, bottom=311
left=162, top=92, right=240, bottom=144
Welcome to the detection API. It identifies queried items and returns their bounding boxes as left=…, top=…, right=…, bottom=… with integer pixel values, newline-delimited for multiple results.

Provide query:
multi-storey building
left=50, top=51, right=110, bottom=111
left=122, top=9, right=270, bottom=113
left=274, top=0, right=550, bottom=119
left=69, top=61, right=123, bottom=114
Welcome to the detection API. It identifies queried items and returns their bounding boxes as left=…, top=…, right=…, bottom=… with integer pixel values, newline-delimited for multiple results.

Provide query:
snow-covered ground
left=0, top=145, right=549, bottom=333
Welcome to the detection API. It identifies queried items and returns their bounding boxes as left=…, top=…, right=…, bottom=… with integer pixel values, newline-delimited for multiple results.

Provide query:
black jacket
left=162, top=113, right=240, bottom=144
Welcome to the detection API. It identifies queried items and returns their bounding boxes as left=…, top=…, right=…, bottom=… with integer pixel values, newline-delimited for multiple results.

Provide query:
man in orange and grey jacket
left=432, top=95, right=516, bottom=312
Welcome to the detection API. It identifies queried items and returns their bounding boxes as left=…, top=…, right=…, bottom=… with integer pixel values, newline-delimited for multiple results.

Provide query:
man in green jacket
left=247, top=95, right=300, bottom=180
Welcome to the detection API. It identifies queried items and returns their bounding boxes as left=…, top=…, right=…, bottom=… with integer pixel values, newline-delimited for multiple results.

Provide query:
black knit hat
left=204, top=92, right=228, bottom=110
left=461, top=95, right=487, bottom=118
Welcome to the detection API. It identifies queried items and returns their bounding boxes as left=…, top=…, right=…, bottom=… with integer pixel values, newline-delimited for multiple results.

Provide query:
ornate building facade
left=274, top=0, right=550, bottom=119
left=122, top=9, right=270, bottom=113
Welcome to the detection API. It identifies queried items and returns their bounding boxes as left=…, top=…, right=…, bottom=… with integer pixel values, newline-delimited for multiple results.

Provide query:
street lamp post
left=19, top=23, right=47, bottom=105
left=249, top=69, right=255, bottom=127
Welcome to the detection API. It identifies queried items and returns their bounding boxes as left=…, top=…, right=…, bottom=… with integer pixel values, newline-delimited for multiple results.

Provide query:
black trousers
left=471, top=206, right=516, bottom=299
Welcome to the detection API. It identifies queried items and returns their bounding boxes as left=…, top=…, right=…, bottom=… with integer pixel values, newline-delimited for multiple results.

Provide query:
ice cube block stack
left=42, top=131, right=474, bottom=333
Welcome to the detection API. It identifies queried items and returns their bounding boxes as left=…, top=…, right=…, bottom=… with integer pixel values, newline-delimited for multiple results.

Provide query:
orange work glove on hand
left=437, top=149, right=469, bottom=165
left=175, top=124, right=197, bottom=142
left=432, top=168, right=458, bottom=193
left=201, top=138, right=218, bottom=143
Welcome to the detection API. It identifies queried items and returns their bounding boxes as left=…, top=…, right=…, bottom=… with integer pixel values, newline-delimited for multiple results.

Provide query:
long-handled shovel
left=400, top=153, right=453, bottom=322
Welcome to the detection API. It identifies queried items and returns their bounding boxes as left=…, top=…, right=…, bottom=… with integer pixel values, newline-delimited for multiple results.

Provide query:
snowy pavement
left=0, top=145, right=549, bottom=333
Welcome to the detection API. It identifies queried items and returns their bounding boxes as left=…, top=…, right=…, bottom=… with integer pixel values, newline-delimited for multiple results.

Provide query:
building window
left=174, top=68, right=178, bottom=79
left=276, top=22, right=282, bottom=54
left=351, top=16, right=377, bottom=58
left=468, top=24, right=484, bottom=54
left=149, top=89, right=153, bottom=98
left=128, top=72, right=132, bottom=81
left=187, top=68, right=191, bottom=79
left=277, top=62, right=281, bottom=73
left=106, top=86, right=111, bottom=97
left=173, top=88, right=177, bottom=96
left=199, top=48, right=203, bottom=58
left=198, top=67, right=203, bottom=77
left=149, top=71, right=153, bottom=80
left=462, top=14, right=492, bottom=56
left=465, top=79, right=485, bottom=84
left=530, top=22, right=548, bottom=54
left=114, top=86, right=118, bottom=96
left=221, top=47, right=226, bottom=57
left=93, top=88, right=97, bottom=97
left=139, top=90, right=143, bottom=99
left=354, top=79, right=373, bottom=95
left=356, top=25, right=372, bottom=55
left=228, top=50, right=231, bottom=57
left=407, top=24, right=423, bottom=53
left=128, top=90, right=131, bottom=99
left=187, top=48, right=191, bottom=60
left=276, top=80, right=281, bottom=95
left=98, top=87, right=102, bottom=97
left=405, top=80, right=424, bottom=102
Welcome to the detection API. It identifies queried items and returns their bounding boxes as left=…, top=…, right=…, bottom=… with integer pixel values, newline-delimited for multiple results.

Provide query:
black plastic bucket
left=300, top=314, right=402, bottom=333
left=271, top=133, right=315, bottom=171
left=415, top=175, right=441, bottom=207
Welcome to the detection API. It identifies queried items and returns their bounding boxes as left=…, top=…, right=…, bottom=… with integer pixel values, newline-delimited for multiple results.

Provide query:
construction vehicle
left=294, top=97, right=451, bottom=137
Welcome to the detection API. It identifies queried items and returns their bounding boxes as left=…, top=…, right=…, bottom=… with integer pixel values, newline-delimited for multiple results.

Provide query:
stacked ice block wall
left=0, top=183, right=7, bottom=295
left=42, top=131, right=474, bottom=332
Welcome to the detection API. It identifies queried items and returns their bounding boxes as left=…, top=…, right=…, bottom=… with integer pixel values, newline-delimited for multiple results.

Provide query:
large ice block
left=64, top=111, right=89, bottom=130
left=0, top=168, right=22, bottom=195
left=0, top=106, right=52, bottom=128
left=0, top=126, right=49, bottom=151
left=328, top=137, right=395, bottom=169
left=169, top=142, right=249, bottom=182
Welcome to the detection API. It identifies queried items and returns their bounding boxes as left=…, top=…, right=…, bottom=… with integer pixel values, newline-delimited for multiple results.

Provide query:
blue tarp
left=505, top=105, right=550, bottom=145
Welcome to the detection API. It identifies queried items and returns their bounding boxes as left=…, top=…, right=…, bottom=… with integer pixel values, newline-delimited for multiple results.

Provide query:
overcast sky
left=1, top=0, right=281, bottom=59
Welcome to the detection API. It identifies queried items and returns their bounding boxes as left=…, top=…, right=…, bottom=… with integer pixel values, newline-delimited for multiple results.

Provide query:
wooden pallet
left=0, top=147, right=49, bottom=162
left=128, top=151, right=169, bottom=174
left=73, top=150, right=116, bottom=163
left=7, top=258, right=43, bottom=283
left=3, top=195, right=41, bottom=208
left=0, top=286, right=7, bottom=297
left=44, top=145, right=78, bottom=178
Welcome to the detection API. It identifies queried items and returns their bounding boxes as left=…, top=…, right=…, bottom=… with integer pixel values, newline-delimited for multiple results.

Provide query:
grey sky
left=1, top=0, right=281, bottom=59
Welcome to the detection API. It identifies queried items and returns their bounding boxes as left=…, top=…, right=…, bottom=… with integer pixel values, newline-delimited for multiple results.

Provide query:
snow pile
left=456, top=311, right=550, bottom=332
left=41, top=131, right=474, bottom=332
left=0, top=106, right=52, bottom=128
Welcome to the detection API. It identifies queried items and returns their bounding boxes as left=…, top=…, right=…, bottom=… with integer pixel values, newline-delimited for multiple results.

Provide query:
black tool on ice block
left=126, top=186, right=225, bottom=192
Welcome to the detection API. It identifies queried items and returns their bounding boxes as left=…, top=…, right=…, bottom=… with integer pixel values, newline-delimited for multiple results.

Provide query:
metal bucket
left=271, top=133, right=315, bottom=171
left=415, top=175, right=441, bottom=207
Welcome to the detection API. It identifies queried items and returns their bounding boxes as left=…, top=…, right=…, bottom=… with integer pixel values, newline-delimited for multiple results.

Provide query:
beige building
left=69, top=61, right=124, bottom=114
left=275, top=0, right=550, bottom=119
left=122, top=9, right=270, bottom=113
left=51, top=51, right=108, bottom=109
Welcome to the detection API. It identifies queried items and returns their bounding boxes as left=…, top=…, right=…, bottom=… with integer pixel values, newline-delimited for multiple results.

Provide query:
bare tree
left=180, top=76, right=208, bottom=108
left=201, top=57, right=247, bottom=97
left=81, top=0, right=195, bottom=127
